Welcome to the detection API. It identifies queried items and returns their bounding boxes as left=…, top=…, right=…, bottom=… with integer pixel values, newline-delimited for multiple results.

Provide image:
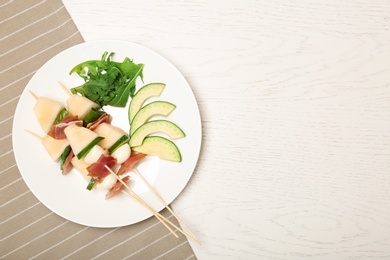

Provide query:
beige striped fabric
left=0, top=0, right=196, bottom=259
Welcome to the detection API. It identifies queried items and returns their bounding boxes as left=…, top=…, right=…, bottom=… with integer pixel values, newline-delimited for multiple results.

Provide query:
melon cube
left=93, top=122, right=127, bottom=149
left=41, top=135, right=69, bottom=161
left=33, top=97, right=64, bottom=133
left=71, top=156, right=91, bottom=180
left=64, top=124, right=99, bottom=155
left=67, top=95, right=99, bottom=120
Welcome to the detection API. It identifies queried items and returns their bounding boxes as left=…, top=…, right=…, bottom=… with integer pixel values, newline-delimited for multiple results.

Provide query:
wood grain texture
left=63, top=0, right=390, bottom=258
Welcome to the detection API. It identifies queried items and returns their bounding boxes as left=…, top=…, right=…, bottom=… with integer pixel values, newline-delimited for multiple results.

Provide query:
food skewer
left=26, top=128, right=177, bottom=239
left=25, top=130, right=178, bottom=238
left=105, top=166, right=200, bottom=246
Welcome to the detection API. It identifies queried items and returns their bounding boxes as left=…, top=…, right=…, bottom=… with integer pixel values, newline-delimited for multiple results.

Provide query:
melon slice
left=66, top=95, right=99, bottom=120
left=64, top=124, right=99, bottom=156
left=33, top=97, right=64, bottom=133
left=41, top=135, right=69, bottom=161
left=93, top=122, right=127, bottom=150
left=71, top=156, right=91, bottom=180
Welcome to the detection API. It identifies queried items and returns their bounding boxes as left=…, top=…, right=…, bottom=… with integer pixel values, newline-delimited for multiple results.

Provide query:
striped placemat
left=0, top=0, right=196, bottom=259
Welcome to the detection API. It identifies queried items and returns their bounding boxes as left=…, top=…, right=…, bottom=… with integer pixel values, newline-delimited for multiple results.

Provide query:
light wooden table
left=63, top=0, right=390, bottom=258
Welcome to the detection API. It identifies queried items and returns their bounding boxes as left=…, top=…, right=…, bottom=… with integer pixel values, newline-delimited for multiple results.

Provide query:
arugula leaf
left=69, top=52, right=144, bottom=107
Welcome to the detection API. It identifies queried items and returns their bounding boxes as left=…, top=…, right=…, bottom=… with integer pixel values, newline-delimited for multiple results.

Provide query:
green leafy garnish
left=69, top=52, right=144, bottom=107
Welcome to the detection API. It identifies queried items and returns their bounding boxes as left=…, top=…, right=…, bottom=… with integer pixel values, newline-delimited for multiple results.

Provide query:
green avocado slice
left=131, top=136, right=182, bottom=162
left=129, top=120, right=185, bottom=147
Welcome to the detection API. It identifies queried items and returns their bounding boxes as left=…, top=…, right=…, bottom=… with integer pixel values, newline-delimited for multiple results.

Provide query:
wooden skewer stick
left=120, top=190, right=178, bottom=239
left=108, top=167, right=200, bottom=245
left=25, top=129, right=43, bottom=141
left=104, top=166, right=178, bottom=238
left=26, top=130, right=177, bottom=238
left=29, top=90, right=38, bottom=100
left=121, top=189, right=201, bottom=246
left=105, top=166, right=200, bottom=246
left=121, top=191, right=179, bottom=239
left=58, top=81, right=72, bottom=97
left=133, top=167, right=197, bottom=239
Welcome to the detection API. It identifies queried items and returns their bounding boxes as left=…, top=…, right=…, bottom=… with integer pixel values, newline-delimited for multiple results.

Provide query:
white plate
left=12, top=40, right=202, bottom=228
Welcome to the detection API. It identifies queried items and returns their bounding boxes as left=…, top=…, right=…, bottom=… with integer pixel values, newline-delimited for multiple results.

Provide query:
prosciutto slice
left=48, top=115, right=82, bottom=139
left=105, top=176, right=130, bottom=199
left=87, top=113, right=112, bottom=131
left=87, top=154, right=116, bottom=181
left=117, top=152, right=147, bottom=175
left=62, top=150, right=74, bottom=175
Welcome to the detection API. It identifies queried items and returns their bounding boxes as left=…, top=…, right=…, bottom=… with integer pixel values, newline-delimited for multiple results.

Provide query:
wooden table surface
left=63, top=0, right=390, bottom=258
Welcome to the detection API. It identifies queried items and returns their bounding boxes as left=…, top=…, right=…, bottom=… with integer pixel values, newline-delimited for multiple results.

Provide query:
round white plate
left=12, top=40, right=202, bottom=228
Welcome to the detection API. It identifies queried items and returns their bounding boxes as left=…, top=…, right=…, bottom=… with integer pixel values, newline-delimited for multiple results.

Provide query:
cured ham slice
left=48, top=115, right=82, bottom=139
left=117, top=152, right=147, bottom=175
left=105, top=176, right=130, bottom=199
left=87, top=113, right=112, bottom=131
left=87, top=154, right=116, bottom=181
left=62, top=150, right=74, bottom=175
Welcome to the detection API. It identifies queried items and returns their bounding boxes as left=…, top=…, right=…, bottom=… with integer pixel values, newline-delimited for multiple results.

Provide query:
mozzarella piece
left=111, top=143, right=131, bottom=164
left=84, top=145, right=106, bottom=164
left=97, top=173, right=117, bottom=190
